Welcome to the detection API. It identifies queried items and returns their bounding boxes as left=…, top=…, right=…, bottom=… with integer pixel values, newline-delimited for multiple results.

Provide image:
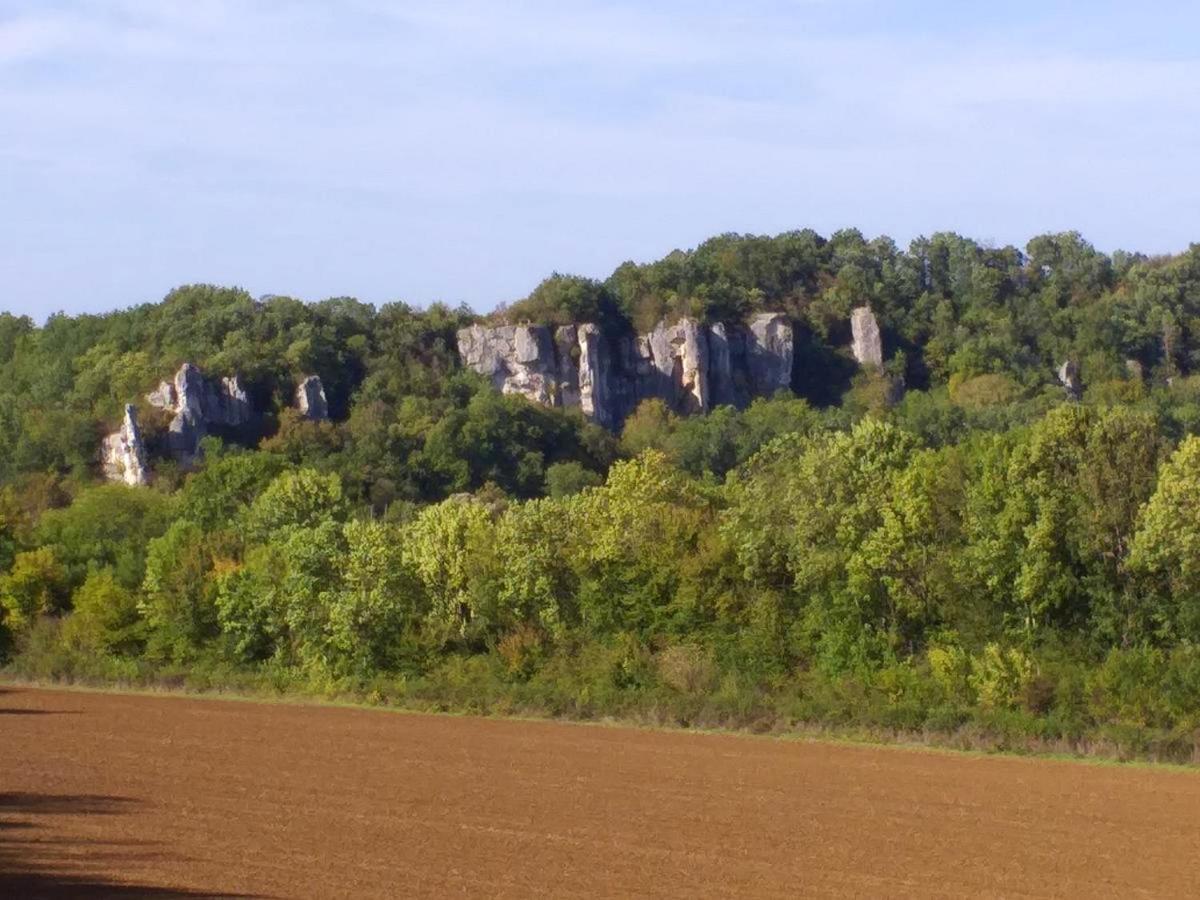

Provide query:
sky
left=2, top=1, right=1199, bottom=320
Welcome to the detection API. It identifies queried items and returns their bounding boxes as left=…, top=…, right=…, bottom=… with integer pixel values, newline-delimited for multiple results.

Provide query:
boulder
left=707, top=323, right=736, bottom=407
left=554, top=325, right=581, bottom=410
left=166, top=363, right=208, bottom=466
left=146, top=380, right=175, bottom=411
left=100, top=404, right=149, bottom=486
left=637, top=318, right=709, bottom=414
left=215, top=375, right=253, bottom=427
left=576, top=323, right=617, bottom=429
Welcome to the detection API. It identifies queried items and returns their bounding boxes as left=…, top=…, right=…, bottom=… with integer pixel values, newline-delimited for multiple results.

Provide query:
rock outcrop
left=745, top=313, right=794, bottom=396
left=296, top=375, right=329, bottom=421
left=456, top=314, right=795, bottom=428
left=457, top=324, right=561, bottom=407
left=850, top=306, right=884, bottom=368
left=1058, top=360, right=1082, bottom=400
left=147, top=363, right=254, bottom=466
left=633, top=318, right=710, bottom=414
left=100, top=404, right=149, bottom=486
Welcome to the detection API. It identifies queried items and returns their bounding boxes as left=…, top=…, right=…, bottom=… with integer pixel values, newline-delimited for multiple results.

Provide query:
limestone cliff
left=147, top=362, right=254, bottom=467
left=850, top=306, right=884, bottom=368
left=456, top=314, right=800, bottom=428
left=457, top=324, right=561, bottom=407
left=633, top=318, right=710, bottom=414
left=100, top=404, right=149, bottom=486
left=296, top=375, right=329, bottom=420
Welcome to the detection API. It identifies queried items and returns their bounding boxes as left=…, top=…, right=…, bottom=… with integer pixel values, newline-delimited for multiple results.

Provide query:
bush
left=1162, top=646, right=1200, bottom=728
left=657, top=643, right=718, bottom=694
left=928, top=643, right=974, bottom=705
left=609, top=633, right=655, bottom=690
left=496, top=624, right=548, bottom=681
left=969, top=644, right=1033, bottom=711
left=1088, top=647, right=1168, bottom=728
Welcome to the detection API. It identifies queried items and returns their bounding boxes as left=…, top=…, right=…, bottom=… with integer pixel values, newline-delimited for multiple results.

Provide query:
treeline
left=5, top=228, right=1200, bottom=760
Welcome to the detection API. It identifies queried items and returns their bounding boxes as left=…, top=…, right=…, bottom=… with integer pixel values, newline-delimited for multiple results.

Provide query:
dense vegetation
left=6, top=228, right=1200, bottom=762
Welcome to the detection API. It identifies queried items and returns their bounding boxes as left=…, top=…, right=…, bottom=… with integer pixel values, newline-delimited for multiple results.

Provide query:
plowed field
left=1, top=686, right=1197, bottom=898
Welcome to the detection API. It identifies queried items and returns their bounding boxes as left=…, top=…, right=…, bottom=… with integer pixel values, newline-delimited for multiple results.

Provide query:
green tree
left=404, top=497, right=494, bottom=639
left=36, top=484, right=177, bottom=591
left=63, top=568, right=143, bottom=655
left=140, top=520, right=216, bottom=661
left=325, top=520, right=421, bottom=672
left=543, top=461, right=602, bottom=498
left=242, top=468, right=346, bottom=541
left=1130, top=436, right=1200, bottom=640
left=0, top=547, right=67, bottom=630
left=570, top=451, right=725, bottom=638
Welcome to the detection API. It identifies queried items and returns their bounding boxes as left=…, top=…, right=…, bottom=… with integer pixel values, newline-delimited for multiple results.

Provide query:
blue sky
left=2, top=1, right=1199, bottom=320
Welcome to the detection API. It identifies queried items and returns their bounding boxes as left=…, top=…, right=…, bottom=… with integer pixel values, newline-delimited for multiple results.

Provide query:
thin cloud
left=0, top=1, right=1198, bottom=319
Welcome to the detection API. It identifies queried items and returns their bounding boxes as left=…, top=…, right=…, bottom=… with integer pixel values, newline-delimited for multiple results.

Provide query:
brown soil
left=1, top=686, right=1197, bottom=898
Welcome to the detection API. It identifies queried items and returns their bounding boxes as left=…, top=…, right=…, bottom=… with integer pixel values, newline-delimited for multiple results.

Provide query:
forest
left=5, top=227, right=1200, bottom=761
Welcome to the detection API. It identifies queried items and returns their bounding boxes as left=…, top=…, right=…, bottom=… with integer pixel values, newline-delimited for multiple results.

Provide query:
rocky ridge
left=100, top=365, right=329, bottom=483
left=1057, top=360, right=1083, bottom=400
left=458, top=311, right=846, bottom=428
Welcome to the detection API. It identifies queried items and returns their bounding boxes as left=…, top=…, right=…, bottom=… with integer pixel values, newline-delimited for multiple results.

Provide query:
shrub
left=610, top=633, right=655, bottom=690
left=1162, top=646, right=1200, bottom=728
left=496, top=624, right=548, bottom=681
left=928, top=642, right=974, bottom=705
left=657, top=643, right=718, bottom=694
left=1088, top=647, right=1168, bottom=728
left=969, top=644, right=1033, bottom=711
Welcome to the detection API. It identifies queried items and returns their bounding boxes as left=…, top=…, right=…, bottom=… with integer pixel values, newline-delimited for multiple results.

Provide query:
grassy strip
left=4, top=654, right=1199, bottom=772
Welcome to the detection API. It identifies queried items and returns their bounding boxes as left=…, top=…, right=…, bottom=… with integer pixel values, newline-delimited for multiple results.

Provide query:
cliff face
left=296, top=375, right=330, bottom=420
left=457, top=313, right=811, bottom=428
left=101, top=365, right=333, bottom=484
left=100, top=404, right=149, bottom=486
left=850, top=306, right=883, bottom=369
left=147, top=363, right=254, bottom=467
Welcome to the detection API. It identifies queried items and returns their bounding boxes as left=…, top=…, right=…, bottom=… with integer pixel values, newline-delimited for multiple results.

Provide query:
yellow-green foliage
left=969, top=643, right=1033, bottom=711
left=63, top=568, right=141, bottom=654
left=927, top=642, right=974, bottom=704
left=0, top=547, right=66, bottom=630
left=656, top=643, right=718, bottom=694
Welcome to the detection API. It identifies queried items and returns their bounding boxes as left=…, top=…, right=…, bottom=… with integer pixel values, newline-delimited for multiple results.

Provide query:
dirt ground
left=1, top=687, right=1198, bottom=899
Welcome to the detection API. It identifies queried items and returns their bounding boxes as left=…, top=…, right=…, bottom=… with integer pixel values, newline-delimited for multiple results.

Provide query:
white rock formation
left=745, top=313, right=794, bottom=395
left=1058, top=360, right=1082, bottom=399
left=456, top=324, right=559, bottom=407
left=851, top=306, right=884, bottom=368
left=638, top=317, right=709, bottom=414
left=296, top=375, right=329, bottom=421
left=456, top=313, right=796, bottom=428
left=100, top=404, right=149, bottom=486
left=147, top=362, right=254, bottom=467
